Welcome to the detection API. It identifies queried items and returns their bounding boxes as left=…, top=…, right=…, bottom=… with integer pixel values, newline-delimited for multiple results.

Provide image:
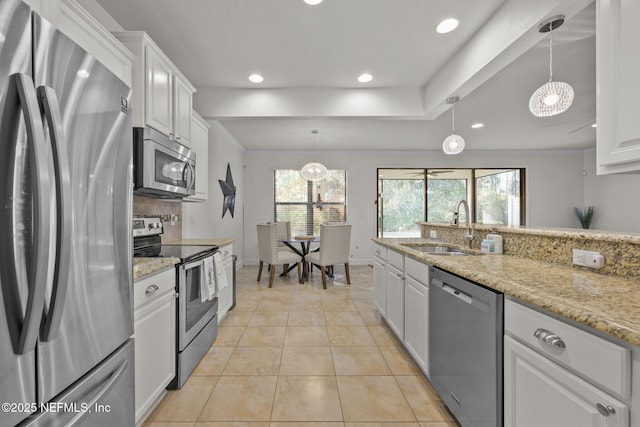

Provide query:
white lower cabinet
left=404, top=269, right=429, bottom=376
left=386, top=262, right=405, bottom=340
left=133, top=268, right=176, bottom=426
left=373, top=250, right=387, bottom=316
left=217, top=243, right=235, bottom=324
left=504, top=336, right=629, bottom=427
left=504, top=299, right=631, bottom=427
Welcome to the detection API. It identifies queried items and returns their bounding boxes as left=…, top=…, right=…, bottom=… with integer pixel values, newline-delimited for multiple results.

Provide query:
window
left=274, top=169, right=347, bottom=236
left=377, top=169, right=425, bottom=237
left=426, top=169, right=470, bottom=223
left=476, top=169, right=521, bottom=226
left=376, top=168, right=525, bottom=236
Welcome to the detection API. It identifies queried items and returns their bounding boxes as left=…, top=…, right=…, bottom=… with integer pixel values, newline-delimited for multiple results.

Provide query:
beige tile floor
left=143, top=265, right=461, bottom=427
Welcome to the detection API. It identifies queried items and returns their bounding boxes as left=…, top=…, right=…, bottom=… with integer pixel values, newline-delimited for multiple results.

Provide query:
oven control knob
left=149, top=222, right=161, bottom=230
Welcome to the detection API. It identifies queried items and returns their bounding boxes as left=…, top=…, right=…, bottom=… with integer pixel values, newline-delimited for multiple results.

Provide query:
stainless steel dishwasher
left=429, top=266, right=504, bottom=427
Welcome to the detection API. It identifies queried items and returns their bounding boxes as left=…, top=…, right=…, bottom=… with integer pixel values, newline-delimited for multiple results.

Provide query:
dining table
left=279, top=236, right=319, bottom=284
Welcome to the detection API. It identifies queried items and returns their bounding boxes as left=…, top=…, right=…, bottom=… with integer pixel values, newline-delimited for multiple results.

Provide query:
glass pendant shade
left=529, top=15, right=574, bottom=117
left=300, top=162, right=327, bottom=181
left=529, top=80, right=574, bottom=117
left=301, top=130, right=327, bottom=181
left=442, top=96, right=465, bottom=155
left=442, top=134, right=465, bottom=155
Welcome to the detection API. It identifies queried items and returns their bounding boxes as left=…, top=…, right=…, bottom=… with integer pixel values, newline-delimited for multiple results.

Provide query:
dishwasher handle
left=432, top=277, right=473, bottom=304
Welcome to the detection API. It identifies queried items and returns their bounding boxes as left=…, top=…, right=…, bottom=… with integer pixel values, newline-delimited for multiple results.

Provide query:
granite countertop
left=133, top=257, right=180, bottom=281
left=374, top=237, right=640, bottom=347
left=165, top=238, right=235, bottom=247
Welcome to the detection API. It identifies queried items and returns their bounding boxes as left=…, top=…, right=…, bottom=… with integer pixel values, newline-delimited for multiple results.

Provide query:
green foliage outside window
left=427, top=179, right=467, bottom=223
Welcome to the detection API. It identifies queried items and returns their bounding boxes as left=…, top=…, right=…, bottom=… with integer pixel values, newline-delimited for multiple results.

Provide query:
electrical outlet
left=572, top=249, right=605, bottom=269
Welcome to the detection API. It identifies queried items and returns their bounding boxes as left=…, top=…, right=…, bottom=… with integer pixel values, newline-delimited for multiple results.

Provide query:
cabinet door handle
left=596, top=403, right=615, bottom=417
left=145, top=284, right=159, bottom=295
left=533, top=328, right=566, bottom=349
left=175, top=136, right=182, bottom=141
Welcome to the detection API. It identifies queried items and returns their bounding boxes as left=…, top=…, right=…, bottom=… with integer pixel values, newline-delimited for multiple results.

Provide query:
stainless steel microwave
left=133, top=127, right=196, bottom=198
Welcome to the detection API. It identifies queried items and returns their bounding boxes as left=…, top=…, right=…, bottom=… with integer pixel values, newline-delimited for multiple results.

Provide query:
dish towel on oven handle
left=213, top=252, right=229, bottom=292
left=201, top=256, right=216, bottom=302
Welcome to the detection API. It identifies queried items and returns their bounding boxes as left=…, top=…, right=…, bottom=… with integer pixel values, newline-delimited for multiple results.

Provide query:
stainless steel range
left=133, top=217, right=219, bottom=389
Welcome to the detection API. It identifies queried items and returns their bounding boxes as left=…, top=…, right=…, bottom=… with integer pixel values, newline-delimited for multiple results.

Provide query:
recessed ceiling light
left=471, top=123, right=484, bottom=129
left=357, top=73, right=373, bottom=83
left=304, top=0, right=323, bottom=5
left=248, top=73, right=264, bottom=83
left=436, top=18, right=459, bottom=34
left=591, top=123, right=597, bottom=128
left=77, top=69, right=90, bottom=78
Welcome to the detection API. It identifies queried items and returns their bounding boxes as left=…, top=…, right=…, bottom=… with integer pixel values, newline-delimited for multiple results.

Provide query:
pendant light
left=529, top=15, right=574, bottom=117
left=300, top=130, right=328, bottom=181
left=442, top=96, right=465, bottom=155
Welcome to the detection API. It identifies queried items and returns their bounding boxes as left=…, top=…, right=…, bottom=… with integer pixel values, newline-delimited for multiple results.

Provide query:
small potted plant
left=574, top=206, right=595, bottom=229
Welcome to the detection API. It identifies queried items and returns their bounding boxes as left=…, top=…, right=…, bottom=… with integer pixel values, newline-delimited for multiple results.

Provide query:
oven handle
left=182, top=250, right=218, bottom=266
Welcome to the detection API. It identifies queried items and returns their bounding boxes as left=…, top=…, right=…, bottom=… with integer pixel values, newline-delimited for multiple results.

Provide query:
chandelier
left=442, top=96, right=465, bottom=155
left=529, top=15, right=574, bottom=117
left=300, top=130, right=328, bottom=181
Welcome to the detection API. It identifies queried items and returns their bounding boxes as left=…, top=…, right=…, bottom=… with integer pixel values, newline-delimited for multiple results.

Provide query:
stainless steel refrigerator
left=0, top=1, right=134, bottom=426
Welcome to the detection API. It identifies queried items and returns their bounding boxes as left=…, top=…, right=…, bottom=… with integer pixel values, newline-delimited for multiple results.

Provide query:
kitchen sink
left=401, top=244, right=472, bottom=255
left=427, top=251, right=472, bottom=256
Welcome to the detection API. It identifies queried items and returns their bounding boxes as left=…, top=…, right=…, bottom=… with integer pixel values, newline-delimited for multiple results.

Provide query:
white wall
left=243, top=149, right=586, bottom=265
left=583, top=148, right=640, bottom=232
left=183, top=121, right=245, bottom=264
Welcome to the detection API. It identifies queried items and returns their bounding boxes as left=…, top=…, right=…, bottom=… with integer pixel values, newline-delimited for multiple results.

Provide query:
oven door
left=177, top=253, right=218, bottom=351
left=134, top=128, right=195, bottom=198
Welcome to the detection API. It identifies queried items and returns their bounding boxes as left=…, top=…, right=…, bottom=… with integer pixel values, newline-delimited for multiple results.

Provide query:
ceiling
left=93, top=0, right=596, bottom=152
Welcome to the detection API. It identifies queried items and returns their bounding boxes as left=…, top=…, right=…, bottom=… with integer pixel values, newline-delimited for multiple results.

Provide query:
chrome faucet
left=452, top=200, right=474, bottom=248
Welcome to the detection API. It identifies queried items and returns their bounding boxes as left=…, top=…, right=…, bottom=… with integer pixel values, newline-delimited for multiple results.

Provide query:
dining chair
left=306, top=223, right=351, bottom=289
left=275, top=221, right=294, bottom=249
left=257, top=223, right=302, bottom=288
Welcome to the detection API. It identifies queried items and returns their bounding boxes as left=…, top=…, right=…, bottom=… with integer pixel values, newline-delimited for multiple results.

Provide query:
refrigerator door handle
left=11, top=73, right=52, bottom=354
left=37, top=86, right=72, bottom=341
left=66, top=359, right=128, bottom=427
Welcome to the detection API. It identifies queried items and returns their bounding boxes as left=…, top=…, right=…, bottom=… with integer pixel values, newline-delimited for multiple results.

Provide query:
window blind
left=274, top=169, right=347, bottom=236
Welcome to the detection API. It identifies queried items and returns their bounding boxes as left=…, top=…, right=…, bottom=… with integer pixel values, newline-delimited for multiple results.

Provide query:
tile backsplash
left=419, top=222, right=640, bottom=281
left=133, top=195, right=182, bottom=242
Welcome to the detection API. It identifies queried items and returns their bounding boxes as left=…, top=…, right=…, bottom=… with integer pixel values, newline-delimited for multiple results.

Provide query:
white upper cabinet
left=23, top=0, right=59, bottom=23
left=596, top=0, right=640, bottom=174
left=145, top=44, right=173, bottom=137
left=113, top=31, right=196, bottom=146
left=23, top=0, right=133, bottom=87
left=185, top=112, right=210, bottom=202
left=173, top=75, right=193, bottom=145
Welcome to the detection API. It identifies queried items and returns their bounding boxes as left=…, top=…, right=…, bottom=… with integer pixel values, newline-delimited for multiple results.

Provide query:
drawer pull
left=145, top=284, right=159, bottom=295
left=533, top=328, right=566, bottom=349
left=596, top=403, right=615, bottom=417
